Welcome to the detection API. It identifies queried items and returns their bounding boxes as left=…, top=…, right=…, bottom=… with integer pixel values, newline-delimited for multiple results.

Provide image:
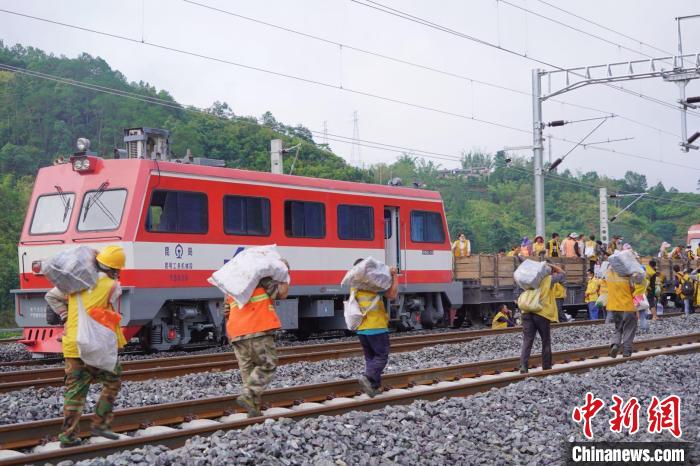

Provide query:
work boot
left=91, top=426, right=120, bottom=440
left=519, top=365, right=529, bottom=374
left=608, top=344, right=619, bottom=358
left=236, top=394, right=261, bottom=418
left=58, top=435, right=82, bottom=448
left=358, top=375, right=378, bottom=397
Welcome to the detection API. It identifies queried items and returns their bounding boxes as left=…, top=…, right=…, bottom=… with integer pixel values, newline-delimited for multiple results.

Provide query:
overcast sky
left=1, top=0, right=699, bottom=191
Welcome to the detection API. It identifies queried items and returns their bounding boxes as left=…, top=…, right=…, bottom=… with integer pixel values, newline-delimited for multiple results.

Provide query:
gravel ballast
left=71, top=352, right=699, bottom=465
left=1, top=315, right=699, bottom=425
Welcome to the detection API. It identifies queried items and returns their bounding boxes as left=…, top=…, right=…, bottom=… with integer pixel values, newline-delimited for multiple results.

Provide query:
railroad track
left=0, top=338, right=20, bottom=345
left=0, top=315, right=684, bottom=391
left=0, top=331, right=698, bottom=465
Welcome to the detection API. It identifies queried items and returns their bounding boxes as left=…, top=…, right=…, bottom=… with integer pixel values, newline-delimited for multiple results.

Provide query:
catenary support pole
left=532, top=69, right=545, bottom=237
left=270, top=139, right=283, bottom=174
left=599, top=187, right=609, bottom=244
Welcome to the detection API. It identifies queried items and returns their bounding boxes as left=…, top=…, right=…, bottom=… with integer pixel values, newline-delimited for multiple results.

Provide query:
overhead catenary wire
left=4, top=64, right=699, bottom=208
left=0, top=8, right=534, bottom=137
left=3, top=61, right=700, bottom=181
left=532, top=0, right=675, bottom=57
left=498, top=0, right=674, bottom=64
left=181, top=0, right=683, bottom=139
left=351, top=0, right=700, bottom=118
left=0, top=5, right=687, bottom=146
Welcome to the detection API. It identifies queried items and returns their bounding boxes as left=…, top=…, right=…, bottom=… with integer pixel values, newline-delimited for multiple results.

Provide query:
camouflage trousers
left=232, top=335, right=278, bottom=406
left=59, top=358, right=122, bottom=443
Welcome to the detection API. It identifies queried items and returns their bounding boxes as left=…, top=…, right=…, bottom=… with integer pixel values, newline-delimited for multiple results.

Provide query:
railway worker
left=607, top=267, right=644, bottom=358
left=585, top=235, right=598, bottom=273
left=352, top=259, right=399, bottom=397
left=584, top=271, right=601, bottom=319
left=645, top=260, right=659, bottom=321
left=673, top=265, right=693, bottom=317
left=519, top=263, right=566, bottom=373
left=226, top=260, right=290, bottom=418
left=553, top=279, right=569, bottom=321
left=491, top=305, right=515, bottom=329
left=695, top=244, right=700, bottom=259
left=685, top=245, right=696, bottom=261
left=55, top=245, right=127, bottom=448
left=561, top=232, right=579, bottom=258
left=670, top=245, right=683, bottom=260
left=518, top=237, right=533, bottom=257
left=452, top=233, right=471, bottom=257
left=546, top=233, right=560, bottom=257
left=533, top=235, right=546, bottom=257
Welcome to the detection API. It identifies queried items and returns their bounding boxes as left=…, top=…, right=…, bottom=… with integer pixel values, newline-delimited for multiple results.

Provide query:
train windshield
left=29, top=192, right=75, bottom=234
left=77, top=188, right=127, bottom=231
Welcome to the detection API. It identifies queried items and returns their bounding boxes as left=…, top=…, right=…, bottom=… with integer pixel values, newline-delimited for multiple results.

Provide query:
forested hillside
left=0, top=42, right=698, bottom=324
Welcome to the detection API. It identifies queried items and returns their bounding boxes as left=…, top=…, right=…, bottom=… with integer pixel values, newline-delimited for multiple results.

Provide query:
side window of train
left=146, top=190, right=208, bottom=234
left=284, top=200, right=325, bottom=238
left=338, top=205, right=374, bottom=240
left=410, top=210, right=445, bottom=243
left=224, top=195, right=271, bottom=236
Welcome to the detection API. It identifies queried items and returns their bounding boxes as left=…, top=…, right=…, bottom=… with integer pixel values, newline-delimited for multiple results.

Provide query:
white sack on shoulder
left=42, top=246, right=99, bottom=294
left=208, top=245, right=290, bottom=308
left=341, top=257, right=392, bottom=292
left=514, top=259, right=551, bottom=290
left=608, top=250, right=643, bottom=277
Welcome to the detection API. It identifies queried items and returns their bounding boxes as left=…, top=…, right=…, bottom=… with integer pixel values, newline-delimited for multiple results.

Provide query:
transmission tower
left=322, top=120, right=328, bottom=145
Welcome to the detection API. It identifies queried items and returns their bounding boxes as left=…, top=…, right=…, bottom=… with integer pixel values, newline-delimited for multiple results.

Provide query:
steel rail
left=0, top=332, right=697, bottom=465
left=0, top=335, right=480, bottom=391
left=0, top=314, right=684, bottom=389
left=0, top=332, right=698, bottom=454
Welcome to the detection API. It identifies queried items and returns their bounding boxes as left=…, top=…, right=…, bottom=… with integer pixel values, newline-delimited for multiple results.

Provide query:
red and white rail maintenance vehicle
left=14, top=128, right=464, bottom=354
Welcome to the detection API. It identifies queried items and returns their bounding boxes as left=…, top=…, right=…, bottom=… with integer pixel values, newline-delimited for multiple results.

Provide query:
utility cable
left=180, top=0, right=684, bottom=139
left=351, top=0, right=700, bottom=118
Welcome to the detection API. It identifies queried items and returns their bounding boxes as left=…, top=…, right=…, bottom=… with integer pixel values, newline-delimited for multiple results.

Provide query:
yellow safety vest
left=585, top=278, right=600, bottom=303
left=552, top=282, right=567, bottom=299
left=521, top=275, right=558, bottom=322
left=547, top=240, right=560, bottom=257
left=452, top=239, right=470, bottom=257
left=354, top=288, right=389, bottom=331
left=64, top=275, right=126, bottom=358
left=606, top=270, right=635, bottom=312
left=491, top=311, right=508, bottom=329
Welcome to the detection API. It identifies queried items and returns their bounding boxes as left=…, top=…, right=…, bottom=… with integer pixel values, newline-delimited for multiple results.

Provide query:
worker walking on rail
left=607, top=268, right=643, bottom=358
left=352, top=259, right=399, bottom=397
left=452, top=233, right=471, bottom=257
left=49, top=245, right=127, bottom=448
left=225, top=261, right=290, bottom=418
left=519, top=263, right=566, bottom=373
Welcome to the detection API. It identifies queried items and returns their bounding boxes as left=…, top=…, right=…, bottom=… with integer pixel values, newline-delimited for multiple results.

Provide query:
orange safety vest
left=563, top=239, right=576, bottom=257
left=225, top=287, right=281, bottom=339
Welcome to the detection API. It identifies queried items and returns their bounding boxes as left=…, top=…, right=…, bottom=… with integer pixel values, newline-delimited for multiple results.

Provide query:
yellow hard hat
left=96, top=245, right=126, bottom=270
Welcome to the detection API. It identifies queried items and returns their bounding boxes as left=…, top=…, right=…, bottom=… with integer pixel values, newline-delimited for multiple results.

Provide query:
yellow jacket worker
left=352, top=259, right=399, bottom=397
left=452, top=233, right=471, bottom=257
left=519, top=263, right=565, bottom=373
left=607, top=269, right=639, bottom=358
left=57, top=245, right=126, bottom=448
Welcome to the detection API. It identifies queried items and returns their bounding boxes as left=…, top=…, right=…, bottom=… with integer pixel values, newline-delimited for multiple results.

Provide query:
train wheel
left=420, top=308, right=436, bottom=329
